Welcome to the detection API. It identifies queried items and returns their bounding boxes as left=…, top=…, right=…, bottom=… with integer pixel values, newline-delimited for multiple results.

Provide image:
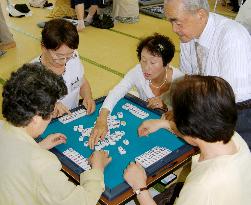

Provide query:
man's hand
left=39, top=133, right=67, bottom=150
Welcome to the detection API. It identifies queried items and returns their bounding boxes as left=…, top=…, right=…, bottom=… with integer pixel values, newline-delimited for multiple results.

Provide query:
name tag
left=70, top=77, right=81, bottom=92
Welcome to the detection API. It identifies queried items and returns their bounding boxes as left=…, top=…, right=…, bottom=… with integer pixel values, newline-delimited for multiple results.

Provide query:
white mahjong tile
left=79, top=162, right=88, bottom=168
left=117, top=112, right=123, bottom=118
left=103, top=140, right=109, bottom=146
left=63, top=150, right=70, bottom=155
left=109, top=140, right=116, bottom=145
left=95, top=146, right=101, bottom=151
left=99, top=142, right=105, bottom=149
left=78, top=127, right=83, bottom=132
left=73, top=126, right=78, bottom=131
left=123, top=139, right=129, bottom=145
left=118, top=146, right=126, bottom=154
left=120, top=150, right=126, bottom=155
left=79, top=136, right=84, bottom=142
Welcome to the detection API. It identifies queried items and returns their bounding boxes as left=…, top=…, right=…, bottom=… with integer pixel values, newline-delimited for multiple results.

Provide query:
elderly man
left=164, top=0, right=251, bottom=150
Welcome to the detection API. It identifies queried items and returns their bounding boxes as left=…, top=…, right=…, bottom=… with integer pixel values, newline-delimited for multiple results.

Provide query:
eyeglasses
left=49, top=50, right=76, bottom=63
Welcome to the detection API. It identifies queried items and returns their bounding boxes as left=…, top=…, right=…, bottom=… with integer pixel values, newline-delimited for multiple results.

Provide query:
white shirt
left=175, top=132, right=251, bottom=205
left=102, top=64, right=184, bottom=112
left=32, top=50, right=84, bottom=109
left=180, top=13, right=251, bottom=102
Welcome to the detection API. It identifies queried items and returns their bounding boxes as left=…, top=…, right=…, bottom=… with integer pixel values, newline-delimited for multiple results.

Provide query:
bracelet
left=134, top=187, right=148, bottom=195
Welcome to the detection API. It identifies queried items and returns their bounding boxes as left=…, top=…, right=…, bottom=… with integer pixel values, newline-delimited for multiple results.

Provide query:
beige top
left=175, top=132, right=251, bottom=205
left=0, top=121, right=105, bottom=205
left=112, top=0, right=139, bottom=18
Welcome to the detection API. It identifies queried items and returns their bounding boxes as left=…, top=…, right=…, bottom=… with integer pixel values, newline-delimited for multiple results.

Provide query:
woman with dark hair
left=33, top=18, right=96, bottom=117
left=89, top=33, right=184, bottom=149
left=0, top=63, right=111, bottom=205
left=124, top=75, right=251, bottom=205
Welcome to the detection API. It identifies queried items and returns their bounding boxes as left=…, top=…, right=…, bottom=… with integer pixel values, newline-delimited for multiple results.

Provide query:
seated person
left=89, top=33, right=184, bottom=149
left=0, top=2, right=16, bottom=51
left=33, top=18, right=95, bottom=117
left=71, top=0, right=99, bottom=31
left=113, top=0, right=139, bottom=23
left=124, top=75, right=251, bottom=205
left=0, top=62, right=111, bottom=205
left=29, top=0, right=53, bottom=8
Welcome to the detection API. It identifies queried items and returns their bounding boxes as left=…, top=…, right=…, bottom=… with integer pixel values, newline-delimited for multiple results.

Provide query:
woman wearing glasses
left=33, top=18, right=95, bottom=117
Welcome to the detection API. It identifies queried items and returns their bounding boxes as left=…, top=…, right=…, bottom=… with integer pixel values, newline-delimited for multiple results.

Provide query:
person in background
left=0, top=62, right=111, bottom=205
left=164, top=0, right=251, bottom=150
left=33, top=18, right=96, bottom=117
left=71, top=0, right=99, bottom=31
left=89, top=33, right=184, bottom=149
left=0, top=2, right=16, bottom=54
left=112, top=0, right=139, bottom=23
left=124, top=75, right=251, bottom=205
left=235, top=0, right=251, bottom=34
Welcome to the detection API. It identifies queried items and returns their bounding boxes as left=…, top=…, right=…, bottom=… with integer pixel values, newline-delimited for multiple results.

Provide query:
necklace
left=149, top=69, right=168, bottom=89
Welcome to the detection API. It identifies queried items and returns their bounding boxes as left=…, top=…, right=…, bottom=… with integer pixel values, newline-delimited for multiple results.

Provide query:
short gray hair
left=165, top=0, right=210, bottom=12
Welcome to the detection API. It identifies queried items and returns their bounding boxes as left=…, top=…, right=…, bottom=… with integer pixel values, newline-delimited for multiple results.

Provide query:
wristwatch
left=134, top=187, right=148, bottom=195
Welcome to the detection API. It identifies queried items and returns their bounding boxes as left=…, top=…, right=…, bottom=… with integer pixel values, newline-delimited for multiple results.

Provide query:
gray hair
left=165, top=0, right=210, bottom=12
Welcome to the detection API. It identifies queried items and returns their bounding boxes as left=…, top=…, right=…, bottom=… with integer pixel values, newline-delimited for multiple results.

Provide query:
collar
left=1, top=121, right=40, bottom=147
left=196, top=13, right=215, bottom=49
left=39, top=55, right=66, bottom=76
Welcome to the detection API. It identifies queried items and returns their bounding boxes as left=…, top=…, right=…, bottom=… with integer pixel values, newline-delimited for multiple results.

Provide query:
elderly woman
left=89, top=33, right=184, bottom=149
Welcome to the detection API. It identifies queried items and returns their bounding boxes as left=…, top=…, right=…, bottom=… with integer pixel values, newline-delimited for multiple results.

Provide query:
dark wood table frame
left=62, top=147, right=196, bottom=205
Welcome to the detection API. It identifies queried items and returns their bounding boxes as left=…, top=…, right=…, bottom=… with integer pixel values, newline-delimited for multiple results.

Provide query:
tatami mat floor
left=0, top=1, right=237, bottom=203
left=0, top=1, right=236, bottom=120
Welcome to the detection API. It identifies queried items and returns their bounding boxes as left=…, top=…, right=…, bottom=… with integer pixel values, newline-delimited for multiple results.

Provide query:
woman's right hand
left=89, top=117, right=108, bottom=149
